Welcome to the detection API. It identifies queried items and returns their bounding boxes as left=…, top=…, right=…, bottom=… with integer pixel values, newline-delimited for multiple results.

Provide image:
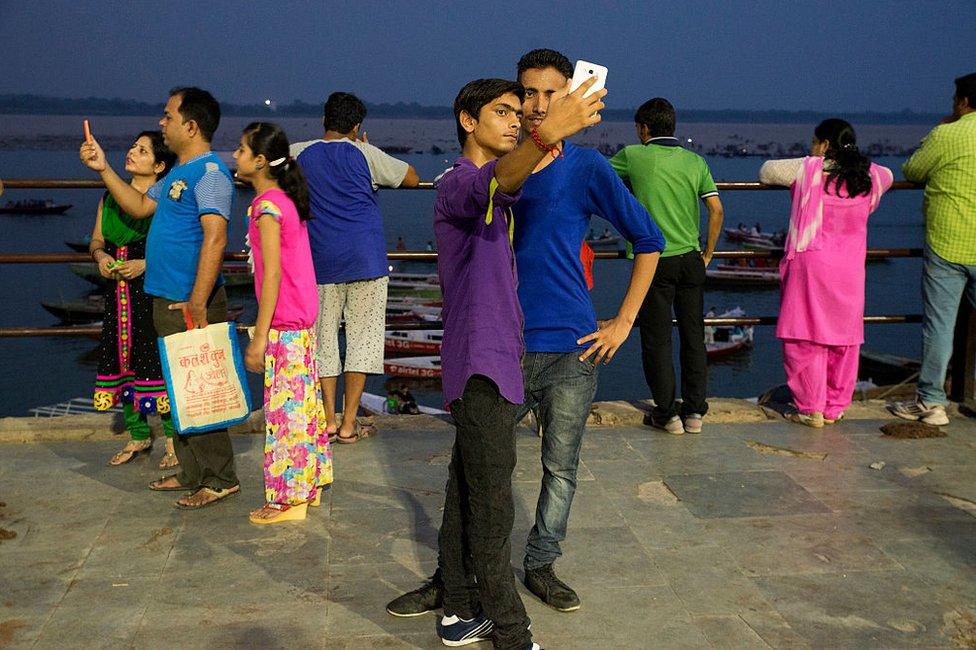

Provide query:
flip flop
left=158, top=452, right=179, bottom=469
left=149, top=474, right=194, bottom=491
left=107, top=440, right=152, bottom=466
left=176, top=485, right=240, bottom=509
left=336, top=418, right=374, bottom=444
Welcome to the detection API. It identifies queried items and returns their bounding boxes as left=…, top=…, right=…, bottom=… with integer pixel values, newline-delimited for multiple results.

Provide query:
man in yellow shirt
left=891, top=72, right=976, bottom=426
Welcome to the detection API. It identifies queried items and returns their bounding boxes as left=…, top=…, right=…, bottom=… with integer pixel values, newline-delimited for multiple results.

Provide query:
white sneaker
left=655, top=415, right=685, bottom=435
left=888, top=398, right=949, bottom=426
left=683, top=413, right=703, bottom=434
left=786, top=411, right=824, bottom=429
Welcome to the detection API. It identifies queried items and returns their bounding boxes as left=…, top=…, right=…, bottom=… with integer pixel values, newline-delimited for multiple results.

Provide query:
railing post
left=950, top=300, right=976, bottom=409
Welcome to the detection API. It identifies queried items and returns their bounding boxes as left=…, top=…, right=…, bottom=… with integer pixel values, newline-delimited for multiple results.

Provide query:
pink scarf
left=785, top=156, right=826, bottom=260
left=785, top=157, right=889, bottom=260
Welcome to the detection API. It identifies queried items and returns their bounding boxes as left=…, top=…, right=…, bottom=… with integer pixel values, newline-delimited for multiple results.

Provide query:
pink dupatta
left=785, top=156, right=892, bottom=260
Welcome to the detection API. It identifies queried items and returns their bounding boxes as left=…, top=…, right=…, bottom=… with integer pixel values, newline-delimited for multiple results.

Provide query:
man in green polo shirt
left=610, top=98, right=724, bottom=434
left=891, top=72, right=976, bottom=426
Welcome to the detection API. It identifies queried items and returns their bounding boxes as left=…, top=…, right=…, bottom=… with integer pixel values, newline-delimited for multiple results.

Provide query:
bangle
left=90, top=248, right=105, bottom=261
left=529, top=128, right=562, bottom=160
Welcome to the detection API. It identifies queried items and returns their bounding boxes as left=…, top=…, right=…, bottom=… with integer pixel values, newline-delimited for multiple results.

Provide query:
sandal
left=149, top=474, right=195, bottom=492
left=325, top=424, right=338, bottom=443
left=158, top=438, right=179, bottom=469
left=336, top=418, right=374, bottom=444
left=248, top=502, right=308, bottom=524
left=158, top=452, right=179, bottom=469
left=108, top=439, right=152, bottom=466
left=176, top=485, right=240, bottom=510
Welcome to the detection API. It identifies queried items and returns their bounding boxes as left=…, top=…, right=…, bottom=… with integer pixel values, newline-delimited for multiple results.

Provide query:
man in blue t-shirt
left=510, top=48, right=663, bottom=612
left=387, top=49, right=665, bottom=619
left=80, top=87, right=239, bottom=509
left=291, top=92, right=420, bottom=443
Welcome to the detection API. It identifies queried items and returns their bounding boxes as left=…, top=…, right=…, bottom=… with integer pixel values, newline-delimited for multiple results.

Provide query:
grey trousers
left=152, top=286, right=239, bottom=490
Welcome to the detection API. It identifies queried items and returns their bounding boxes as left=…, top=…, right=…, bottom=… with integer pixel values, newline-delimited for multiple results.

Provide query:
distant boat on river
left=0, top=199, right=72, bottom=215
left=68, top=262, right=253, bottom=288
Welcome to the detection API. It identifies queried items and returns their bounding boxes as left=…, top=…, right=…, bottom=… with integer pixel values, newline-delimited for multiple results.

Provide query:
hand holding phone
left=569, top=60, right=608, bottom=98
left=536, top=76, right=606, bottom=144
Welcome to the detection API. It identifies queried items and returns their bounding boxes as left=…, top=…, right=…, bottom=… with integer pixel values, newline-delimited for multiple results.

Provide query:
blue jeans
left=518, top=352, right=599, bottom=570
left=918, top=245, right=976, bottom=405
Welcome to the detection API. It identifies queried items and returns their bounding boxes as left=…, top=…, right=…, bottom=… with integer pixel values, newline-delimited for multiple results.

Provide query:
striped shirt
left=903, top=112, right=976, bottom=265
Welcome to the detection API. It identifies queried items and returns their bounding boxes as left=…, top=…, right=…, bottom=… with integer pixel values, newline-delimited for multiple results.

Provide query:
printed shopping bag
left=158, top=321, right=252, bottom=434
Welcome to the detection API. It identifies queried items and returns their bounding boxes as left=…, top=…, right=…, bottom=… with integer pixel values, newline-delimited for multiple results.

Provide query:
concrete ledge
left=2, top=393, right=966, bottom=444
left=588, top=398, right=771, bottom=427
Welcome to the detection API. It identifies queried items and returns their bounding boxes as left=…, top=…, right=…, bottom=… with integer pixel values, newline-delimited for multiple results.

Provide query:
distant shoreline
left=0, top=94, right=944, bottom=126
left=0, top=114, right=930, bottom=158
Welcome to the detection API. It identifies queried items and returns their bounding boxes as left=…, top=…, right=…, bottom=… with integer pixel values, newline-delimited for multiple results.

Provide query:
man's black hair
left=169, top=87, right=221, bottom=143
left=516, top=48, right=573, bottom=80
left=955, top=72, right=976, bottom=108
left=635, top=98, right=676, bottom=138
left=453, top=79, right=525, bottom=147
left=323, top=92, right=367, bottom=134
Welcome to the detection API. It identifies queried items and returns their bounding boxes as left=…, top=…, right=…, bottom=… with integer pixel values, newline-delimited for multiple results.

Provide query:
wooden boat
left=359, top=391, right=446, bottom=416
left=389, top=272, right=439, bottom=289
left=65, top=238, right=92, bottom=253
left=410, top=305, right=442, bottom=320
left=220, top=262, right=253, bottom=288
left=70, top=261, right=253, bottom=287
left=858, top=349, right=921, bottom=385
left=42, top=295, right=244, bottom=324
left=41, top=295, right=105, bottom=323
left=384, top=356, right=442, bottom=378
left=705, top=268, right=779, bottom=285
left=0, top=200, right=72, bottom=215
left=741, top=239, right=784, bottom=252
left=705, top=308, right=755, bottom=358
left=385, top=329, right=443, bottom=354
left=388, top=285, right=441, bottom=299
left=387, top=296, right=442, bottom=308
left=725, top=227, right=773, bottom=242
left=723, top=228, right=785, bottom=246
left=585, top=235, right=621, bottom=249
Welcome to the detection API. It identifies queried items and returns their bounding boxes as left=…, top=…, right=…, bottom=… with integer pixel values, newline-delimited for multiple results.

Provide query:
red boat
left=384, top=330, right=443, bottom=354
left=384, top=356, right=442, bottom=378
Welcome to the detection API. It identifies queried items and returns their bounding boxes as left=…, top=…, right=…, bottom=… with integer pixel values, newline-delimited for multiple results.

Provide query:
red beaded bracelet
left=529, top=128, right=562, bottom=159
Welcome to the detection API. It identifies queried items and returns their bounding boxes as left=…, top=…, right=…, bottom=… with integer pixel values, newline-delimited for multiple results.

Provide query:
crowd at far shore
left=78, top=52, right=976, bottom=650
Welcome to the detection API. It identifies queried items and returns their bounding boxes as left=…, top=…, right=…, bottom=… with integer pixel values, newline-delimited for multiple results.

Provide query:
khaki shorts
left=316, top=277, right=388, bottom=377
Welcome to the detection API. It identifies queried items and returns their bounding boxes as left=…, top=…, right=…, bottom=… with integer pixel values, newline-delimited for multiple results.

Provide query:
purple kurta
left=434, top=158, right=525, bottom=408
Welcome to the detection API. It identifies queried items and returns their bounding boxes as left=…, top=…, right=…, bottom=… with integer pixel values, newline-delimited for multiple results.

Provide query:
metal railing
left=2, top=176, right=972, bottom=407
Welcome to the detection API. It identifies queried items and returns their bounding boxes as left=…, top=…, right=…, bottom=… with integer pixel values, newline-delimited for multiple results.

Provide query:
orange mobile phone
left=83, top=119, right=92, bottom=142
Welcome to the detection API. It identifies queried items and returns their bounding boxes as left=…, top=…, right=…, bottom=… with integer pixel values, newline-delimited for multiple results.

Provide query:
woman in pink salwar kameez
left=759, top=119, right=894, bottom=428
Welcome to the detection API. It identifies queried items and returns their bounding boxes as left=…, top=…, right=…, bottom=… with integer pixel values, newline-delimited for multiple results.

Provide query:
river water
left=0, top=116, right=928, bottom=415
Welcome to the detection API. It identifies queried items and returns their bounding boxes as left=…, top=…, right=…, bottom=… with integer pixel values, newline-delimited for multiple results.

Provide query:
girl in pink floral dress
left=760, top=119, right=893, bottom=427
left=233, top=122, right=333, bottom=523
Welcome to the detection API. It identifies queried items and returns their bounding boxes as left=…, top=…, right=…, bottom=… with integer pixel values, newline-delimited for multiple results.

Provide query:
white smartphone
left=569, top=60, right=608, bottom=97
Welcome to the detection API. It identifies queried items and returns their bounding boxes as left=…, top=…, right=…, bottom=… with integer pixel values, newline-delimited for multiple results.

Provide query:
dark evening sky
left=1, top=0, right=971, bottom=114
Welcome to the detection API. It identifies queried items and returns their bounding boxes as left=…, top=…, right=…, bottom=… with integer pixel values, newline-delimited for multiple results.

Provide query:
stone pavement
left=1, top=415, right=975, bottom=649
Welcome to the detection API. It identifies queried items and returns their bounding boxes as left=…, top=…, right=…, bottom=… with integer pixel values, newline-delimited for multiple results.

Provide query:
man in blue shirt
left=387, top=49, right=664, bottom=619
left=80, top=87, right=239, bottom=509
left=291, top=92, right=420, bottom=443
left=511, top=48, right=663, bottom=612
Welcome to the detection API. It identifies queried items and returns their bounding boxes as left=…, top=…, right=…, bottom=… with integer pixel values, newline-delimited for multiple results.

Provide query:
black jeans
left=439, top=375, right=531, bottom=650
left=637, top=250, right=709, bottom=423
left=152, top=285, right=239, bottom=490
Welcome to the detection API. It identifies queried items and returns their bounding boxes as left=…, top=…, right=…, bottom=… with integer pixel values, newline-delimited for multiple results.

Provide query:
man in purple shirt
left=421, top=77, right=604, bottom=650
